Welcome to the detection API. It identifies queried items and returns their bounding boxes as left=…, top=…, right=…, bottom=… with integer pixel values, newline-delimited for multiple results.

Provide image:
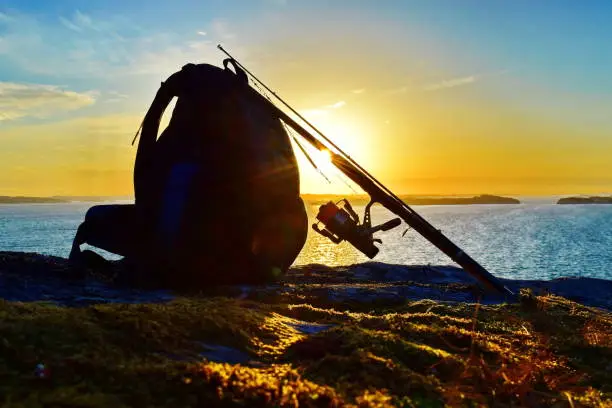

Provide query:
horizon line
left=2, top=192, right=612, bottom=199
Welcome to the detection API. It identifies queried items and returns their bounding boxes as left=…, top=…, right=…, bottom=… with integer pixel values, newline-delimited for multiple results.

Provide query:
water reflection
left=2, top=202, right=612, bottom=281
left=293, top=204, right=364, bottom=266
left=294, top=202, right=612, bottom=281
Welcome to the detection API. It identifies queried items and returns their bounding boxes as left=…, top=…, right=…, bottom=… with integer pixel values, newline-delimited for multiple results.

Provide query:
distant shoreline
left=9, top=193, right=612, bottom=205
left=0, top=194, right=523, bottom=205
left=0, top=196, right=69, bottom=204
left=302, top=194, right=521, bottom=205
left=0, top=196, right=132, bottom=204
left=557, top=196, right=612, bottom=204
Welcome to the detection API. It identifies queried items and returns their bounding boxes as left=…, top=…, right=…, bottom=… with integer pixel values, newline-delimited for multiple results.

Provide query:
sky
left=1, top=0, right=612, bottom=196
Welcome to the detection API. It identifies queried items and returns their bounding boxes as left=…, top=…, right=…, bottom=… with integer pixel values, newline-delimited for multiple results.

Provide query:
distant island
left=51, top=196, right=133, bottom=202
left=0, top=196, right=68, bottom=204
left=557, top=196, right=612, bottom=204
left=302, top=194, right=520, bottom=205
left=2, top=194, right=521, bottom=205
left=402, top=194, right=521, bottom=205
left=0, top=196, right=133, bottom=204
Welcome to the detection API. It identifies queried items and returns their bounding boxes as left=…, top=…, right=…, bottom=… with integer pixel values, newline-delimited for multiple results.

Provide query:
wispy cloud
left=302, top=100, right=346, bottom=117
left=326, top=100, right=346, bottom=109
left=423, top=75, right=477, bottom=91
left=0, top=11, right=226, bottom=79
left=103, top=90, right=129, bottom=103
left=0, top=12, right=13, bottom=22
left=388, top=70, right=507, bottom=95
left=0, top=82, right=95, bottom=122
left=352, top=88, right=365, bottom=94
left=210, top=19, right=236, bottom=40
left=59, top=16, right=82, bottom=32
left=59, top=10, right=103, bottom=32
left=301, top=109, right=329, bottom=117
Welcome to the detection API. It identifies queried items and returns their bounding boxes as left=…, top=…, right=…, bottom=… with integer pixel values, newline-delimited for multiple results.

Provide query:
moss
left=0, top=288, right=610, bottom=407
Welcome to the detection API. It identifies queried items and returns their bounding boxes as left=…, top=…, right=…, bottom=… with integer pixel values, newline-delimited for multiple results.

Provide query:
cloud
left=326, top=101, right=346, bottom=109
left=103, top=90, right=129, bottom=103
left=0, top=11, right=225, bottom=79
left=59, top=16, right=82, bottom=32
left=302, top=100, right=346, bottom=117
left=388, top=70, right=504, bottom=95
left=352, top=89, right=365, bottom=94
left=0, top=12, right=12, bottom=22
left=0, top=82, right=95, bottom=122
left=197, top=31, right=207, bottom=36
left=423, top=75, right=477, bottom=91
left=73, top=10, right=95, bottom=30
left=210, top=19, right=236, bottom=40
left=302, top=109, right=328, bottom=118
left=59, top=10, right=102, bottom=32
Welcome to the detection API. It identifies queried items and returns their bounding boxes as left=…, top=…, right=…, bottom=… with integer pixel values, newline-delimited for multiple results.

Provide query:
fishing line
left=243, top=54, right=358, bottom=193
left=287, top=126, right=332, bottom=184
left=256, top=79, right=334, bottom=185
left=285, top=123, right=362, bottom=193
left=217, top=45, right=429, bottom=224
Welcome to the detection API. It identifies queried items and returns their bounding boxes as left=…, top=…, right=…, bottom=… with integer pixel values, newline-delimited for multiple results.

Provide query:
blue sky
left=2, top=0, right=611, bottom=121
left=1, top=1, right=612, bottom=195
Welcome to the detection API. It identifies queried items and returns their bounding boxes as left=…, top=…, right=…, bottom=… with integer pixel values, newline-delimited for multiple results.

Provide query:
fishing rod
left=218, top=45, right=512, bottom=296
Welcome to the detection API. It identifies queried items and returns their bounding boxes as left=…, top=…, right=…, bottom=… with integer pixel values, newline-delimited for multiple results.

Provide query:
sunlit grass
left=0, top=288, right=609, bottom=406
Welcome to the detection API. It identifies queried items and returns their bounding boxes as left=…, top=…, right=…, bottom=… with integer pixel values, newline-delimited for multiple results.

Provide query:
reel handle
left=369, top=218, right=402, bottom=234
left=380, top=218, right=402, bottom=231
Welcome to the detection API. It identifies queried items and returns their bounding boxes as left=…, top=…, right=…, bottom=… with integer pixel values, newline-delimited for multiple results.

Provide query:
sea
left=1, top=199, right=612, bottom=281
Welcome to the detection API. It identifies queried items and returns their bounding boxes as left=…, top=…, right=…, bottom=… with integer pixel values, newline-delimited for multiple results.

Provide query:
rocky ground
left=0, top=251, right=610, bottom=407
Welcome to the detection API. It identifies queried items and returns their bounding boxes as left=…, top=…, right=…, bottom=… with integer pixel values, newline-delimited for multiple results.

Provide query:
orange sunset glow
left=1, top=3, right=611, bottom=197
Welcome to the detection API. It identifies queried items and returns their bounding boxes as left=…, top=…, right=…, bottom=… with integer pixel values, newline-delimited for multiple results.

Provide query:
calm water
left=1, top=201, right=612, bottom=281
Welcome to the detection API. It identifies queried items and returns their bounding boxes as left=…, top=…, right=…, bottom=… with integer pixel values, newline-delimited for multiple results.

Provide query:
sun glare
left=316, top=148, right=332, bottom=165
left=311, top=148, right=336, bottom=175
left=295, top=109, right=379, bottom=193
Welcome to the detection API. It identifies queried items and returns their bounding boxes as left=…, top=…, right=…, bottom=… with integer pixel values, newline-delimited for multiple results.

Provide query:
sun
left=300, top=146, right=337, bottom=178
left=292, top=110, right=375, bottom=194
left=314, top=148, right=334, bottom=168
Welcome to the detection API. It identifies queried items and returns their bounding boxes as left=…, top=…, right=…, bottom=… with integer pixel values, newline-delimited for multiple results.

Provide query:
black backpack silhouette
left=70, top=59, right=308, bottom=288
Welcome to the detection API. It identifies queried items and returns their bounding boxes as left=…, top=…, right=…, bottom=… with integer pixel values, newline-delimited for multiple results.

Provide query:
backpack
left=133, top=60, right=308, bottom=286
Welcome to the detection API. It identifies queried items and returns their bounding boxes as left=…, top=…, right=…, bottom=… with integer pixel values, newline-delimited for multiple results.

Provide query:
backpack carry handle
left=223, top=58, right=249, bottom=85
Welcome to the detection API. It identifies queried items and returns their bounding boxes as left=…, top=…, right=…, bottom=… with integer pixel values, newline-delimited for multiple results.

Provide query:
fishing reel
left=312, top=199, right=402, bottom=258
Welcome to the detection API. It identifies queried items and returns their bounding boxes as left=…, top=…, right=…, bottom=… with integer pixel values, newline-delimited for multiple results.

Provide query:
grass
left=0, top=288, right=610, bottom=407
